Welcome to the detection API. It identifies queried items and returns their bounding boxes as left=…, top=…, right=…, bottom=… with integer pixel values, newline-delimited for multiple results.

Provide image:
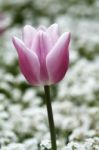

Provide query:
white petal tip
left=24, top=24, right=33, bottom=29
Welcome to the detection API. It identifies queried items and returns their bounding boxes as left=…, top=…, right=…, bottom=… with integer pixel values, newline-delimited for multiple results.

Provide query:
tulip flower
left=12, top=24, right=70, bottom=86
left=12, top=24, right=71, bottom=150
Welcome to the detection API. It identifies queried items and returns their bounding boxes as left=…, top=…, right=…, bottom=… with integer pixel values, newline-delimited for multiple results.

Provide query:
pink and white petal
left=46, top=32, right=70, bottom=84
left=38, top=25, right=47, bottom=31
left=22, top=25, right=36, bottom=48
left=12, top=37, right=40, bottom=86
left=47, top=24, right=59, bottom=46
left=19, top=50, right=41, bottom=86
left=32, top=31, right=52, bottom=57
left=32, top=31, right=50, bottom=81
left=12, top=36, right=26, bottom=54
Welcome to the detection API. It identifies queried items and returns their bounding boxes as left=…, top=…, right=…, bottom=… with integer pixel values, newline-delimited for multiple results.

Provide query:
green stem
left=44, top=85, right=57, bottom=150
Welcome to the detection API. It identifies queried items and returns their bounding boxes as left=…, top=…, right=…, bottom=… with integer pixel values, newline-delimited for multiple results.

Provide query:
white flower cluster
left=0, top=0, right=99, bottom=149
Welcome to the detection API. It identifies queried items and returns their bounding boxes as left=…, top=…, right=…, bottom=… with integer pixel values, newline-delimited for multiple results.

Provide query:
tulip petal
left=12, top=37, right=40, bottom=86
left=38, top=25, right=47, bottom=31
left=32, top=30, right=52, bottom=55
left=46, top=32, right=70, bottom=84
left=22, top=25, right=36, bottom=49
left=32, top=31, right=50, bottom=82
left=47, top=24, right=59, bottom=46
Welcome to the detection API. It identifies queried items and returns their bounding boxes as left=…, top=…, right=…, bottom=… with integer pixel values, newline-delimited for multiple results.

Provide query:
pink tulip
left=12, top=24, right=70, bottom=86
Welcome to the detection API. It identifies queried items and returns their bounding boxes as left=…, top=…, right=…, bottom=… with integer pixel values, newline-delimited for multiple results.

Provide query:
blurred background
left=0, top=0, right=99, bottom=149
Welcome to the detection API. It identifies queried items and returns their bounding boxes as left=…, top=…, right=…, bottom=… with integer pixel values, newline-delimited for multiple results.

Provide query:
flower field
left=0, top=0, right=99, bottom=149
